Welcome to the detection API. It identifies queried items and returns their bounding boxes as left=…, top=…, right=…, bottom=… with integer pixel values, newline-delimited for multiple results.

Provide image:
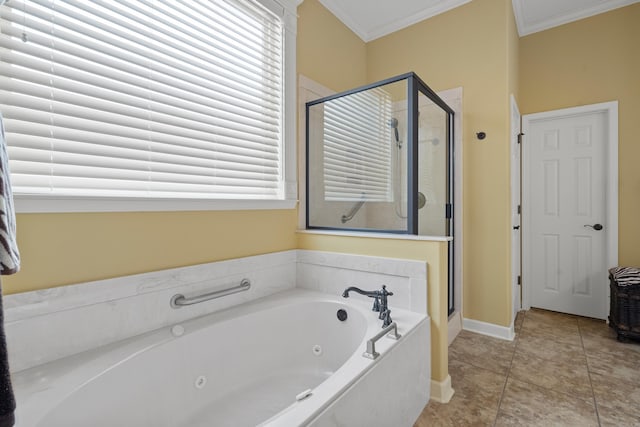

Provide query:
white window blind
left=323, top=88, right=392, bottom=202
left=0, top=0, right=286, bottom=201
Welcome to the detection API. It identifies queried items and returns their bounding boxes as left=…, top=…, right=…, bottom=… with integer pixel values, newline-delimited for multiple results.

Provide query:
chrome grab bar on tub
left=170, top=278, right=251, bottom=308
left=362, top=321, right=401, bottom=360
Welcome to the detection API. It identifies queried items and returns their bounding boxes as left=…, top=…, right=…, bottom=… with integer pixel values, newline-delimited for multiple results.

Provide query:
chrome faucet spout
left=342, top=285, right=394, bottom=327
left=342, top=286, right=379, bottom=298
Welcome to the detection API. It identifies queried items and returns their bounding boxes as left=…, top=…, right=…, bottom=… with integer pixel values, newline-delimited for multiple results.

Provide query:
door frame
left=522, top=101, right=618, bottom=315
left=510, top=94, right=521, bottom=322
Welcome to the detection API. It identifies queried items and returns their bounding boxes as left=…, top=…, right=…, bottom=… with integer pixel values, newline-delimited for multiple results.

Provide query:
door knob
left=513, top=225, right=520, bottom=230
left=584, top=224, right=603, bottom=231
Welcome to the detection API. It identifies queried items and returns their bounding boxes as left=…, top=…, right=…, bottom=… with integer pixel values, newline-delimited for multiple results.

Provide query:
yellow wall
left=366, top=0, right=515, bottom=327
left=519, top=3, right=640, bottom=265
left=3, top=210, right=298, bottom=294
left=297, top=0, right=367, bottom=92
left=297, top=234, right=450, bottom=382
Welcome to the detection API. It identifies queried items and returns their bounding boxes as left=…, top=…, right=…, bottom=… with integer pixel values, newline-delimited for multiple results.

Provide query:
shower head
left=388, top=118, right=399, bottom=144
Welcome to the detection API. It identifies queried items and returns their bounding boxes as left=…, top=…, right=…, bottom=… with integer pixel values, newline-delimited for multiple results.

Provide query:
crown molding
left=513, top=0, right=639, bottom=37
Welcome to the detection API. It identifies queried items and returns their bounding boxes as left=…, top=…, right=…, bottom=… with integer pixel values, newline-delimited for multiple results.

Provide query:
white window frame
left=2, top=0, right=299, bottom=213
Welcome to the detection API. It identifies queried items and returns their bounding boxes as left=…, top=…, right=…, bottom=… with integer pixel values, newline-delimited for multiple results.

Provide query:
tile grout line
left=577, top=320, right=602, bottom=427
left=491, top=311, right=524, bottom=427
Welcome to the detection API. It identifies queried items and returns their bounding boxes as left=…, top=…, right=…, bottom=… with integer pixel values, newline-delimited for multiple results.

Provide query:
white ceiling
left=316, top=0, right=639, bottom=41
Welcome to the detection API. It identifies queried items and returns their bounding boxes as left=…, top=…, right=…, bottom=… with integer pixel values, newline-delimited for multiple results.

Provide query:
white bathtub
left=12, top=289, right=430, bottom=427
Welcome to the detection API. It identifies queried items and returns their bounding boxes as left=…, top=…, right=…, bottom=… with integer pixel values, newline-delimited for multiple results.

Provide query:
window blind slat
left=117, top=0, right=284, bottom=75
left=324, top=138, right=391, bottom=164
left=2, top=108, right=281, bottom=164
left=0, top=62, right=280, bottom=138
left=0, top=74, right=281, bottom=143
left=322, top=88, right=392, bottom=202
left=7, top=139, right=279, bottom=176
left=0, top=23, right=282, bottom=116
left=1, top=93, right=281, bottom=155
left=323, top=158, right=391, bottom=182
left=13, top=1, right=283, bottom=89
left=11, top=174, right=279, bottom=197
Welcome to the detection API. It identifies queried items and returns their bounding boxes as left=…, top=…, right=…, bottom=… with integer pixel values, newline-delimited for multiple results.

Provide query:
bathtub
left=12, top=289, right=430, bottom=427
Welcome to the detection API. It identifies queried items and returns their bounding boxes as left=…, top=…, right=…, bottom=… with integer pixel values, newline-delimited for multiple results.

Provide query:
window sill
left=296, top=229, right=452, bottom=242
left=14, top=196, right=298, bottom=213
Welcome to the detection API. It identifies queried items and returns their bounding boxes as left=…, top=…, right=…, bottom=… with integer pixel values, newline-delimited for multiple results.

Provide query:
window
left=322, top=87, right=393, bottom=202
left=0, top=0, right=297, bottom=212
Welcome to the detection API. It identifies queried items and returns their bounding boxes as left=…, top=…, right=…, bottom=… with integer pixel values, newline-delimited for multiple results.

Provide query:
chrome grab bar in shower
left=170, top=278, right=251, bottom=308
left=362, top=321, right=401, bottom=360
left=341, top=200, right=366, bottom=223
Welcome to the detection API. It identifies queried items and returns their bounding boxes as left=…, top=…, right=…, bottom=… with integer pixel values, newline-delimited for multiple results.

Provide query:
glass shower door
left=306, top=80, right=409, bottom=232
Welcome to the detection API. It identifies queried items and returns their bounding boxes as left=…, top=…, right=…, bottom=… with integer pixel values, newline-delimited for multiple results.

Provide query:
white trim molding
left=430, top=375, right=454, bottom=404
left=448, top=311, right=462, bottom=346
left=510, top=94, right=522, bottom=322
left=463, top=317, right=516, bottom=341
left=15, top=197, right=298, bottom=213
left=318, top=0, right=471, bottom=42
left=512, top=0, right=639, bottom=37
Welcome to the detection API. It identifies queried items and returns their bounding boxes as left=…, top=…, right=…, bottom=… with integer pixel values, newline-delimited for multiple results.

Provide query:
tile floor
left=414, top=308, right=640, bottom=427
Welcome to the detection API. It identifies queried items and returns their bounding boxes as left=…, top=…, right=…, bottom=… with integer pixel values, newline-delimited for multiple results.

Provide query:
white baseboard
left=430, top=375, right=454, bottom=403
left=463, top=317, right=515, bottom=341
left=448, top=311, right=462, bottom=346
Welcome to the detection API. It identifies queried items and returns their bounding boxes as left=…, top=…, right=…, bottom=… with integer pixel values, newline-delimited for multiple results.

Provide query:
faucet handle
left=372, top=296, right=380, bottom=312
left=380, top=285, right=393, bottom=296
left=381, top=309, right=393, bottom=327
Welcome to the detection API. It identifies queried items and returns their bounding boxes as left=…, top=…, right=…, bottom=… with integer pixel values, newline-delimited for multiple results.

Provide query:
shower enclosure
left=305, top=72, right=454, bottom=237
left=306, top=72, right=455, bottom=315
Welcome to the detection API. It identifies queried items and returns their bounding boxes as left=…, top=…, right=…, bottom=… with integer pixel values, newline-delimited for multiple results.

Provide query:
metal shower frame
left=305, top=72, right=454, bottom=235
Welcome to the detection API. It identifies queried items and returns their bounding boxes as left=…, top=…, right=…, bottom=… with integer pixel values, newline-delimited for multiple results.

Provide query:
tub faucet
left=342, top=285, right=394, bottom=328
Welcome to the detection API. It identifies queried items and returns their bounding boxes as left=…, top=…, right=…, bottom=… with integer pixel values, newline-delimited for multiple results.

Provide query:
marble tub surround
left=415, top=308, right=640, bottom=426
left=296, top=250, right=428, bottom=314
left=309, top=318, right=430, bottom=427
left=5, top=250, right=427, bottom=373
left=5, top=250, right=298, bottom=372
left=5, top=250, right=297, bottom=322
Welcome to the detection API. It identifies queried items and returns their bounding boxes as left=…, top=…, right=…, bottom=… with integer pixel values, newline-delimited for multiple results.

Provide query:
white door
left=525, top=108, right=610, bottom=319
